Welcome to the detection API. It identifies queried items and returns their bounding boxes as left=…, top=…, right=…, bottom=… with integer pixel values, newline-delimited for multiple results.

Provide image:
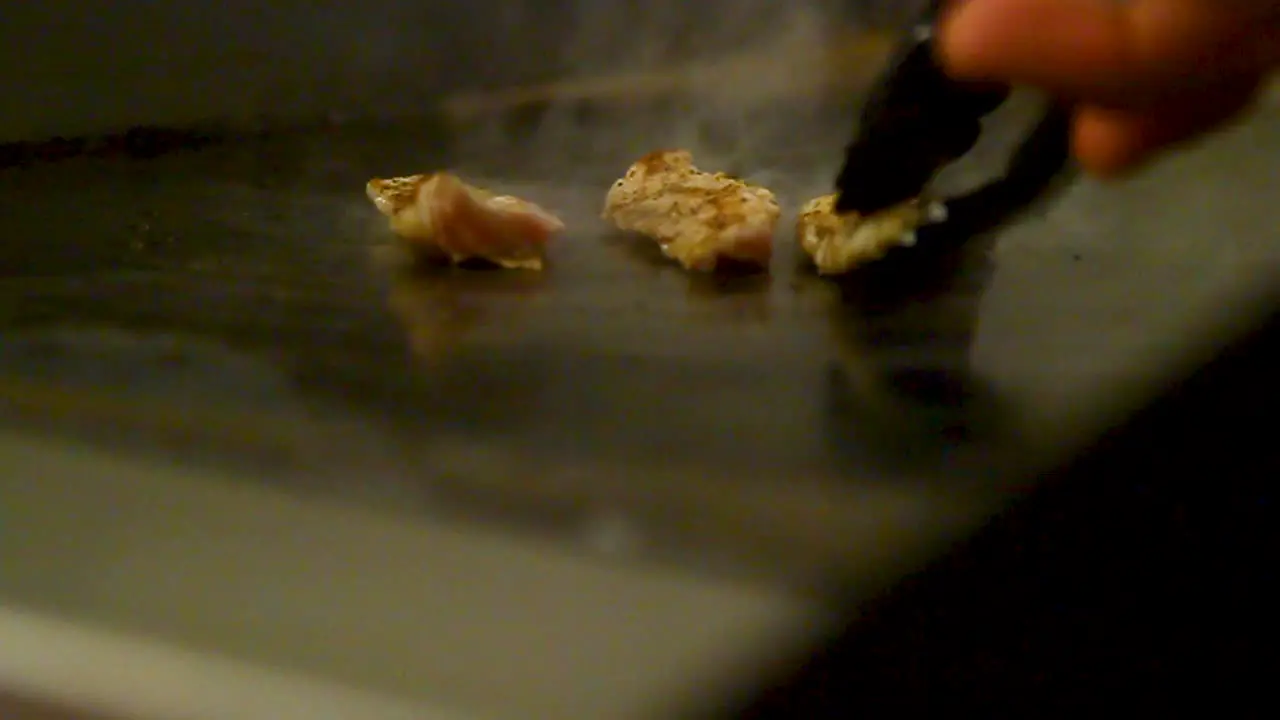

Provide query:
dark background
left=1, top=1, right=921, bottom=143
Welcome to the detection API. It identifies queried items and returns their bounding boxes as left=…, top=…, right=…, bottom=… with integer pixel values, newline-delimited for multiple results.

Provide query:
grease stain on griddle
left=0, top=125, right=227, bottom=169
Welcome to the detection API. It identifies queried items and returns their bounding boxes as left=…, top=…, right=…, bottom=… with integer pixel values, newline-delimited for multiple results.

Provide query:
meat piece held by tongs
left=603, top=150, right=781, bottom=272
left=366, top=172, right=565, bottom=270
left=797, top=194, right=948, bottom=276
left=830, top=0, right=1072, bottom=251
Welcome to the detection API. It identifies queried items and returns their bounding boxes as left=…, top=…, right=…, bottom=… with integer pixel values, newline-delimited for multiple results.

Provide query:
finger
left=938, top=0, right=1138, bottom=96
left=938, top=0, right=1269, bottom=107
left=1070, top=76, right=1264, bottom=177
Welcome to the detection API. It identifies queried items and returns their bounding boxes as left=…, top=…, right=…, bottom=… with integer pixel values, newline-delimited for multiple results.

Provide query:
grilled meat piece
left=603, top=150, right=781, bottom=272
left=366, top=172, right=564, bottom=270
left=796, top=194, right=948, bottom=276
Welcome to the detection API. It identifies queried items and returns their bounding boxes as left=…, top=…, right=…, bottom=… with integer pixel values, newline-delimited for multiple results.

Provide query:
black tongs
left=834, top=0, right=1074, bottom=239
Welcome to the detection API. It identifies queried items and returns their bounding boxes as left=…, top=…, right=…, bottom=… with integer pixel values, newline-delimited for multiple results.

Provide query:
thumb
left=938, top=0, right=1278, bottom=109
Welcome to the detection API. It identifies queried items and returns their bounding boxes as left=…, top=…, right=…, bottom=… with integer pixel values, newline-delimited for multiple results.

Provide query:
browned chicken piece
left=795, top=194, right=948, bottom=276
left=602, top=150, right=781, bottom=272
left=366, top=172, right=565, bottom=270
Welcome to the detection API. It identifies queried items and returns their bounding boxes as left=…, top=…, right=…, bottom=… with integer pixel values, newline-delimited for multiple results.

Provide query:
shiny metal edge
left=0, top=606, right=468, bottom=720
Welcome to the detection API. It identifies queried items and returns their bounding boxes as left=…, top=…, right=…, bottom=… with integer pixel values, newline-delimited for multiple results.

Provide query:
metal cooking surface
left=2, top=101, right=1278, bottom=592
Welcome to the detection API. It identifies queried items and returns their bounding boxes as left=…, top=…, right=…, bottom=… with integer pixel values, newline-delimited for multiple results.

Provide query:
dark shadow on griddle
left=686, top=268, right=773, bottom=324
left=605, top=229, right=773, bottom=320
left=819, top=106, right=1073, bottom=478
left=675, top=290, right=1280, bottom=720
left=819, top=221, right=1003, bottom=478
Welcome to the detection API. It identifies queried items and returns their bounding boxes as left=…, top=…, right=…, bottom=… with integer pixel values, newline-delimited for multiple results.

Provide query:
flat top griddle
left=2, top=99, right=1278, bottom=596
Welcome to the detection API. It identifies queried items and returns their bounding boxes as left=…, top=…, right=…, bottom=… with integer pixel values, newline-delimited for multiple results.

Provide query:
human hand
left=936, top=0, right=1280, bottom=177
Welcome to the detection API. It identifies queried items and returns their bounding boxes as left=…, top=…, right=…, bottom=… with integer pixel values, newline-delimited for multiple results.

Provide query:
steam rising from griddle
left=450, top=0, right=890, bottom=201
